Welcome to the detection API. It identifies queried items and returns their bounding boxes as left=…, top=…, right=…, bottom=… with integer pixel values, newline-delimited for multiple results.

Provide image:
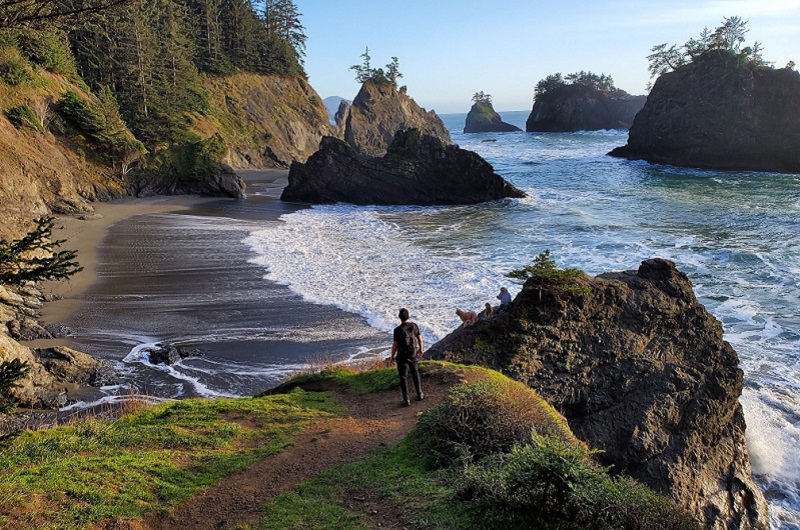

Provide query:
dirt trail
left=120, top=375, right=452, bottom=530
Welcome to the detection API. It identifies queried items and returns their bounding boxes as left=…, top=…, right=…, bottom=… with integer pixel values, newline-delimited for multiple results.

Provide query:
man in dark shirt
left=391, top=308, right=425, bottom=407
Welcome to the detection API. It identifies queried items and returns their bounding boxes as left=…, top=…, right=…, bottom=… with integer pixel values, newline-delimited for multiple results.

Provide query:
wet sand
left=34, top=170, right=387, bottom=402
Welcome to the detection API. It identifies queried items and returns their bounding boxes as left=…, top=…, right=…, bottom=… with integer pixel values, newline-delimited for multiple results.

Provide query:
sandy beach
left=31, top=170, right=386, bottom=402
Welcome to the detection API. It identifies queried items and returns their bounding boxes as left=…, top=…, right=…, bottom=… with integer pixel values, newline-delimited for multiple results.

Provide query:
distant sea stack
left=610, top=50, right=800, bottom=173
left=464, top=99, right=521, bottom=133
left=428, top=259, right=769, bottom=530
left=323, top=96, right=351, bottom=123
left=526, top=71, right=645, bottom=132
left=337, top=80, right=451, bottom=157
left=281, top=128, right=525, bottom=205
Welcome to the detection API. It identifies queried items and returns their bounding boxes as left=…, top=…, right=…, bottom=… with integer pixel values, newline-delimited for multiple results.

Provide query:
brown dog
left=456, top=308, right=478, bottom=327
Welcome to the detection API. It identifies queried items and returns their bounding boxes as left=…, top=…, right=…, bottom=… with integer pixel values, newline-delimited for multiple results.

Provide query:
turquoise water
left=246, top=111, right=800, bottom=528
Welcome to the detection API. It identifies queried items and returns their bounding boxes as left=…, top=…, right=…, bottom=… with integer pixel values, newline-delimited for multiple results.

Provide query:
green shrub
left=15, top=29, right=76, bottom=76
left=459, top=433, right=700, bottom=530
left=56, top=89, right=106, bottom=135
left=0, top=359, right=31, bottom=413
left=416, top=377, right=577, bottom=465
left=0, top=47, right=30, bottom=86
left=4, top=104, right=43, bottom=132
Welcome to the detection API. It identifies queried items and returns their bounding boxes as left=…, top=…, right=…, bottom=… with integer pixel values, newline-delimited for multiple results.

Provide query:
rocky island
left=281, top=128, right=526, bottom=205
left=464, top=92, right=521, bottom=133
left=428, top=258, right=768, bottom=530
left=609, top=50, right=800, bottom=173
left=526, top=71, right=646, bottom=132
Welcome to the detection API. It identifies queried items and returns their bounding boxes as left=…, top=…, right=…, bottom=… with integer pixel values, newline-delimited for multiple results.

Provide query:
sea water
left=245, top=111, right=800, bottom=528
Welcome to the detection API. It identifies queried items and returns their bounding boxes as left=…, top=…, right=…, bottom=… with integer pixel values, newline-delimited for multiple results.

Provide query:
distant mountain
left=323, top=96, right=351, bottom=123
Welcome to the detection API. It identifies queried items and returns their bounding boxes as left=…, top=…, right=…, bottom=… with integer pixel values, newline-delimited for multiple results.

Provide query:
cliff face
left=196, top=74, right=336, bottom=169
left=281, top=128, right=525, bottom=205
left=428, top=259, right=768, bottom=530
left=338, top=80, right=451, bottom=157
left=526, top=87, right=646, bottom=132
left=464, top=101, right=521, bottom=133
left=609, top=50, right=800, bottom=173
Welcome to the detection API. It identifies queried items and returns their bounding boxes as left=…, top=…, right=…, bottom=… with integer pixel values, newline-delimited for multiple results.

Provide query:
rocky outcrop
left=281, top=128, right=526, bottom=205
left=527, top=87, right=645, bottom=132
left=323, top=96, right=350, bottom=123
left=337, top=80, right=451, bottom=157
left=609, top=50, right=800, bottom=173
left=464, top=101, right=521, bottom=133
left=428, top=259, right=768, bottom=530
left=199, top=74, right=336, bottom=169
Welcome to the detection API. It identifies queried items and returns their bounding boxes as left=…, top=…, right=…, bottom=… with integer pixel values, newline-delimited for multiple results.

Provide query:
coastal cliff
left=338, top=80, right=451, bottom=157
left=281, top=128, right=526, bottom=205
left=609, top=50, right=800, bottom=173
left=526, top=88, right=645, bottom=132
left=428, top=259, right=769, bottom=530
left=464, top=101, right=521, bottom=133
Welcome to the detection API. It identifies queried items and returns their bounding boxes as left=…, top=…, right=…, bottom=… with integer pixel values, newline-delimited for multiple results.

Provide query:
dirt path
left=128, top=375, right=452, bottom=530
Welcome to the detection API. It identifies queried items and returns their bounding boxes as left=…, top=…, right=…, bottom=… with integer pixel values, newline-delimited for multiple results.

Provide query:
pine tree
left=0, top=217, right=83, bottom=286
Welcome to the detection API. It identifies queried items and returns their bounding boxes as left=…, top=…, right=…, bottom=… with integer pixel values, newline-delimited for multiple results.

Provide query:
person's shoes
left=402, top=398, right=411, bottom=407
left=416, top=393, right=425, bottom=401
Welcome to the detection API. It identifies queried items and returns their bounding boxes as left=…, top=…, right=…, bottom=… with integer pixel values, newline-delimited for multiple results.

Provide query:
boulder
left=428, top=259, right=768, bottom=530
left=146, top=344, right=203, bottom=366
left=464, top=101, right=521, bottom=133
left=527, top=87, right=646, bottom=132
left=34, top=346, right=116, bottom=387
left=339, top=80, right=451, bottom=157
left=609, top=50, right=800, bottom=173
left=281, top=129, right=526, bottom=206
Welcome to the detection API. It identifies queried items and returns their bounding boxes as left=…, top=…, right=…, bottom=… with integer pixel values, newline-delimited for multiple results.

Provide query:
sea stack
left=609, top=50, right=800, bottom=173
left=281, top=128, right=525, bottom=206
left=428, top=259, right=769, bottom=530
left=464, top=100, right=521, bottom=133
left=337, top=80, right=451, bottom=157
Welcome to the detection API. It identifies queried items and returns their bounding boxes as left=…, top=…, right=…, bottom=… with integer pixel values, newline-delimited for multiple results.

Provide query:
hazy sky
left=300, top=0, right=799, bottom=114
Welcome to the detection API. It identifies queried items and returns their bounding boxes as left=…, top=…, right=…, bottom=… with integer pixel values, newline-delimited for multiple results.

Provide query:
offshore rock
left=527, top=87, right=645, bottom=132
left=610, top=50, right=800, bottom=173
left=281, top=128, right=526, bottom=205
left=338, top=80, right=451, bottom=157
left=464, top=101, right=521, bottom=133
left=428, top=259, right=768, bottom=530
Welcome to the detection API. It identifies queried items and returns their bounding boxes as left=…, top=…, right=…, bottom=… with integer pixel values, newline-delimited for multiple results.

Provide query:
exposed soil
left=94, top=372, right=456, bottom=530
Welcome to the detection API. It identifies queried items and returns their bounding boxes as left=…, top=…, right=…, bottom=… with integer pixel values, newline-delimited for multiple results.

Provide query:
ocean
left=62, top=111, right=799, bottom=528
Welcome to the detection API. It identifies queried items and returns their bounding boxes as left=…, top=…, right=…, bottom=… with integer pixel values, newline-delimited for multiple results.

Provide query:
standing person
left=497, top=286, right=512, bottom=312
left=391, top=308, right=425, bottom=407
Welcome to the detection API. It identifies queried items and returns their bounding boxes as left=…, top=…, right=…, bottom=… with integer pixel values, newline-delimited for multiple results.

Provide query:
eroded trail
left=129, top=376, right=452, bottom=530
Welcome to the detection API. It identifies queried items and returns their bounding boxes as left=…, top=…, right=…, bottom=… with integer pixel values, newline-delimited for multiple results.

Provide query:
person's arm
left=390, top=341, right=397, bottom=362
left=417, top=335, right=424, bottom=359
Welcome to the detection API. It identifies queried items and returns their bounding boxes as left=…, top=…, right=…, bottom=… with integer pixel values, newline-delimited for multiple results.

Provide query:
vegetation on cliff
left=0, top=362, right=697, bottom=529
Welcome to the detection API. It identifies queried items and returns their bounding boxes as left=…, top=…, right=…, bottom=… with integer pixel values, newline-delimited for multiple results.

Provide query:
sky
left=299, top=0, right=800, bottom=114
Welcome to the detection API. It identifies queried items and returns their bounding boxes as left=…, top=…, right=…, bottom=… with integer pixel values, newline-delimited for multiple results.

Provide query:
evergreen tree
left=0, top=217, right=83, bottom=285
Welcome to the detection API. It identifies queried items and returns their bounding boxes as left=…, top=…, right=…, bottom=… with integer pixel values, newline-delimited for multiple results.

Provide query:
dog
left=456, top=308, right=478, bottom=327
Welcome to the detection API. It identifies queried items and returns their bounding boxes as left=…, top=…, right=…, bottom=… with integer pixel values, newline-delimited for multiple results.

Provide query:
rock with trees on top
left=464, top=92, right=521, bottom=133
left=610, top=16, right=800, bottom=174
left=526, top=71, right=646, bottom=132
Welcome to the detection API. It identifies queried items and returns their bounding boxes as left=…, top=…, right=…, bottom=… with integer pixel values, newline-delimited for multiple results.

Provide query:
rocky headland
left=337, top=80, right=451, bottom=157
left=609, top=50, right=800, bottom=173
left=464, top=101, right=521, bottom=133
left=281, top=128, right=526, bottom=205
left=428, top=259, right=768, bottom=530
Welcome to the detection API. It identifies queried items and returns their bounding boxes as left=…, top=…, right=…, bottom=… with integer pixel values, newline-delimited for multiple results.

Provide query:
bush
left=459, top=433, right=700, bottom=530
left=0, top=47, right=30, bottom=86
left=0, top=359, right=31, bottom=413
left=4, top=104, right=43, bottom=132
left=416, top=377, right=577, bottom=465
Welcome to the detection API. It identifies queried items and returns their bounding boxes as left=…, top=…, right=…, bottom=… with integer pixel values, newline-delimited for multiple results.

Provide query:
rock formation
left=323, top=96, right=351, bottom=123
left=609, top=50, right=800, bottom=173
left=337, top=80, right=451, bottom=157
left=281, top=128, right=526, bottom=205
left=428, top=259, right=768, bottom=530
left=526, top=88, right=646, bottom=132
left=464, top=101, right=521, bottom=133
left=201, top=74, right=336, bottom=169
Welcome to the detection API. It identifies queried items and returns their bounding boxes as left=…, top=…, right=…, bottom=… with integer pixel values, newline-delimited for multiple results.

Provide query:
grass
left=0, top=388, right=338, bottom=529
